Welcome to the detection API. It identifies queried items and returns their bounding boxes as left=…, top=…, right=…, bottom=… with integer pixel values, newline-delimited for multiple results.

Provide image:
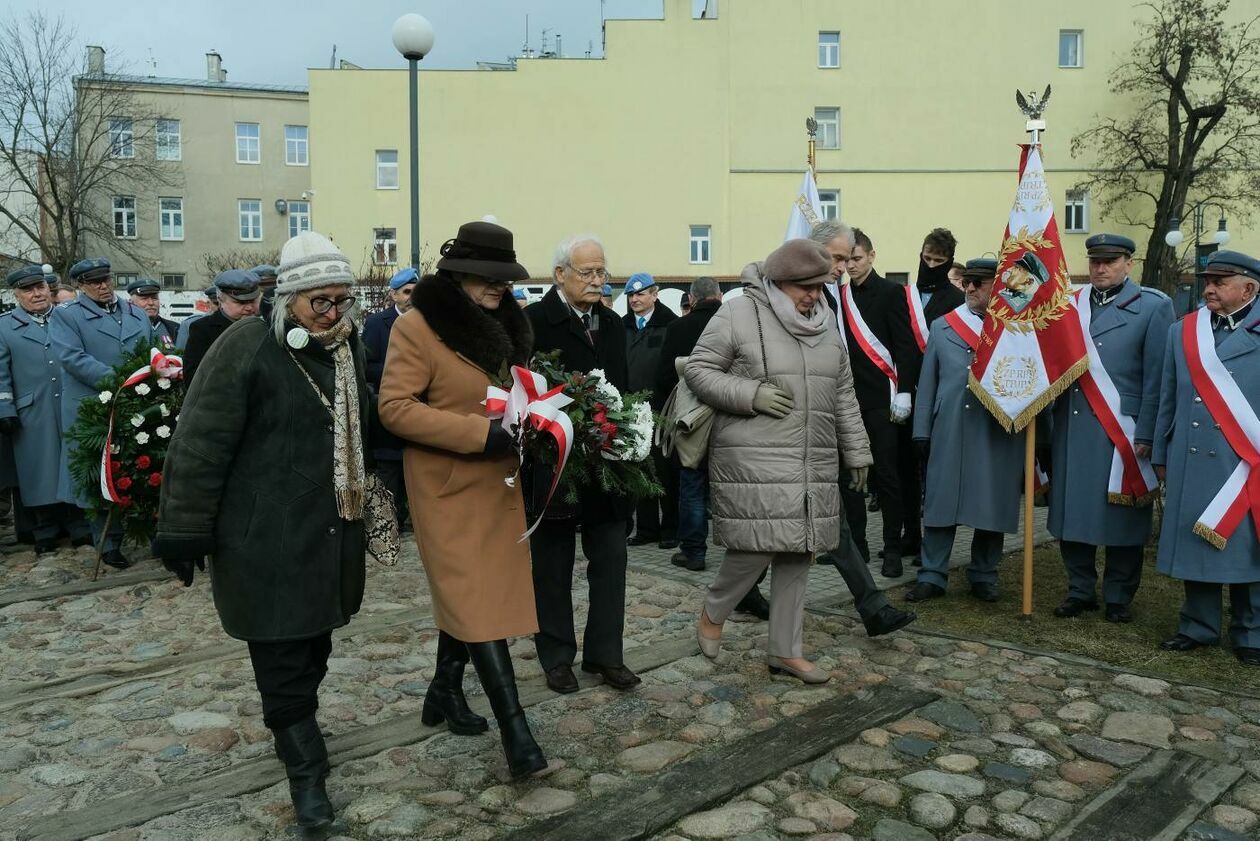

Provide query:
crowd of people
left=1, top=215, right=1257, bottom=832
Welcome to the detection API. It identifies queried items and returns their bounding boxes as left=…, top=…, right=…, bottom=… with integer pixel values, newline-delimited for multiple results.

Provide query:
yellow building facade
left=309, top=0, right=1257, bottom=285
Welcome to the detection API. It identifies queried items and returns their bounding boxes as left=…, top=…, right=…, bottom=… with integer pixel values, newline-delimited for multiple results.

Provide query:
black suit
left=525, top=287, right=631, bottom=671
left=624, top=304, right=679, bottom=543
left=826, top=273, right=920, bottom=563
left=182, top=310, right=238, bottom=386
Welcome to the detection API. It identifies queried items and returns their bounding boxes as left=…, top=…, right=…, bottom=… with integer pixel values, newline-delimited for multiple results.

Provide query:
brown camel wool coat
left=379, top=274, right=537, bottom=643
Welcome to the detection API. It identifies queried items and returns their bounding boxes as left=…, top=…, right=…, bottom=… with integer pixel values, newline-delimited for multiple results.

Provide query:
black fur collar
left=411, top=274, right=533, bottom=373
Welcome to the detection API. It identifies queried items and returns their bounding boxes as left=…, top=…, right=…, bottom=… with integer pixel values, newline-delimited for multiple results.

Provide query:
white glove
left=847, top=466, right=868, bottom=492
left=890, top=392, right=913, bottom=423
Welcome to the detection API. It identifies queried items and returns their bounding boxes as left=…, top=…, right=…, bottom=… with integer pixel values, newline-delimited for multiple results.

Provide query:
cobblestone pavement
left=3, top=508, right=1259, bottom=841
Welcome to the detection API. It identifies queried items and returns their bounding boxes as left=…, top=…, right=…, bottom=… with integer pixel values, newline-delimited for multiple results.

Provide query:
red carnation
left=148, top=472, right=162, bottom=487
left=118, top=496, right=133, bottom=507
left=135, top=455, right=152, bottom=469
left=593, top=408, right=607, bottom=424
left=116, top=476, right=133, bottom=490
left=599, top=421, right=618, bottom=437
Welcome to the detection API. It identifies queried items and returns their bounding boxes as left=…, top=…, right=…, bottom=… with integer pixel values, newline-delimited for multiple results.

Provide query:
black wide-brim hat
left=436, top=221, right=530, bottom=283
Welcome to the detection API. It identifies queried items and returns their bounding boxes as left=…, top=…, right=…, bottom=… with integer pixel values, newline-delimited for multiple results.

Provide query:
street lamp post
left=1164, top=202, right=1230, bottom=313
left=392, top=14, right=435, bottom=270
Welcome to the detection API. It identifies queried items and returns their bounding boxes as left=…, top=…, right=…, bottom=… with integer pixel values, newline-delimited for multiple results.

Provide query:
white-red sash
left=1182, top=308, right=1260, bottom=549
left=906, top=286, right=929, bottom=352
left=839, top=283, right=897, bottom=402
left=943, top=304, right=981, bottom=350
left=1071, top=290, right=1159, bottom=506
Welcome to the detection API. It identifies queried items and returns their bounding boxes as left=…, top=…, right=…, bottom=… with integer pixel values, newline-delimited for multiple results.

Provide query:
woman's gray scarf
left=762, top=275, right=829, bottom=346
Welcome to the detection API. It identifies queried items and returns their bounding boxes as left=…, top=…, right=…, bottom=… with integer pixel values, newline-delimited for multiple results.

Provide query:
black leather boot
left=272, top=716, right=334, bottom=830
left=421, top=632, right=489, bottom=735
left=467, top=640, right=547, bottom=779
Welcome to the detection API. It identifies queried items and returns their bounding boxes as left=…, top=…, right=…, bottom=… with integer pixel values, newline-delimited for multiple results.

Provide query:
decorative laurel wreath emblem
left=991, top=356, right=1039, bottom=399
left=987, top=226, right=1073, bottom=334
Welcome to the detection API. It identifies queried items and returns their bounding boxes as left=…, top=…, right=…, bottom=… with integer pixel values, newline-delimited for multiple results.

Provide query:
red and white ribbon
left=1071, top=290, right=1158, bottom=506
left=1182, top=308, right=1260, bottom=549
left=839, top=283, right=898, bottom=403
left=906, top=286, right=929, bottom=352
left=100, top=348, right=185, bottom=503
left=485, top=365, right=575, bottom=540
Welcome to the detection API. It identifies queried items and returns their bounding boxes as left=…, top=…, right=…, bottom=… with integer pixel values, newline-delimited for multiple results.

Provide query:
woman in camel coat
left=379, top=221, right=546, bottom=779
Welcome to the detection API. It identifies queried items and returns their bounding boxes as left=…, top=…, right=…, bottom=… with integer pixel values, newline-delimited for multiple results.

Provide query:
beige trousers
left=704, top=549, right=811, bottom=658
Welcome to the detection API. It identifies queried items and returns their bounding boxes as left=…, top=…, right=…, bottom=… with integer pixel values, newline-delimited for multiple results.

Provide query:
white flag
left=784, top=167, right=823, bottom=242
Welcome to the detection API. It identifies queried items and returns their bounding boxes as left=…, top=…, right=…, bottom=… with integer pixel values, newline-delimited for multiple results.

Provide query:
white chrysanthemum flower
left=157, top=378, right=171, bottom=390
left=110, top=444, right=121, bottom=454
left=158, top=403, right=170, bottom=417
left=134, top=382, right=151, bottom=396
left=135, top=431, right=150, bottom=444
left=155, top=425, right=171, bottom=439
left=129, top=414, right=144, bottom=428
left=98, top=390, right=112, bottom=403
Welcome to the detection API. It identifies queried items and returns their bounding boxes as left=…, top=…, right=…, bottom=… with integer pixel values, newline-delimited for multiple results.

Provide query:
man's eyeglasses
left=962, top=277, right=993, bottom=289
left=307, top=295, right=357, bottom=315
left=568, top=266, right=608, bottom=281
left=78, top=277, right=112, bottom=288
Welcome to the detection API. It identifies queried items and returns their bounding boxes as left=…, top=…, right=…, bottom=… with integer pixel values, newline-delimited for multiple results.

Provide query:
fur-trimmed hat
left=277, top=232, right=354, bottom=294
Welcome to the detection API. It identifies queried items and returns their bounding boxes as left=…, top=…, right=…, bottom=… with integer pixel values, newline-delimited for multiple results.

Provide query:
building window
left=814, top=107, right=840, bottom=149
left=818, top=32, right=840, bottom=68
left=238, top=199, right=262, bottom=241
left=1059, top=30, right=1083, bottom=68
left=156, top=119, right=181, bottom=161
left=1064, top=190, right=1088, bottom=233
left=373, top=227, right=398, bottom=265
left=114, top=272, right=138, bottom=290
left=288, top=200, right=311, bottom=238
left=235, top=122, right=260, bottom=164
left=689, top=225, right=711, bottom=265
left=159, top=197, right=184, bottom=241
left=112, top=196, right=136, bottom=238
left=109, top=119, right=134, bottom=159
left=161, top=273, right=185, bottom=290
left=818, top=190, right=840, bottom=221
left=285, top=125, right=308, bottom=166
left=376, top=150, right=399, bottom=189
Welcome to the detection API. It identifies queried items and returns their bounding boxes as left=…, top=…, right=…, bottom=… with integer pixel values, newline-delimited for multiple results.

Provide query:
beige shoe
left=696, top=609, right=721, bottom=659
left=766, top=655, right=831, bottom=684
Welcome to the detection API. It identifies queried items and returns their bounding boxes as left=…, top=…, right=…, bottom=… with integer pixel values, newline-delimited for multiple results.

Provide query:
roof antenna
left=146, top=48, right=157, bottom=76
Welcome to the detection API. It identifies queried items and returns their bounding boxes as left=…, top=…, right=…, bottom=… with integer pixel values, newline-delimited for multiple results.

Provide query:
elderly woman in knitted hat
left=685, top=239, right=872, bottom=683
left=155, top=231, right=387, bottom=831
left=379, top=221, right=547, bottom=778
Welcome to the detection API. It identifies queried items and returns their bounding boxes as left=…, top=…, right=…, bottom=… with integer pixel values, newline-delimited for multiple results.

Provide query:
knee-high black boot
left=467, top=640, right=547, bottom=778
left=421, top=631, right=489, bottom=735
left=272, top=715, right=334, bottom=829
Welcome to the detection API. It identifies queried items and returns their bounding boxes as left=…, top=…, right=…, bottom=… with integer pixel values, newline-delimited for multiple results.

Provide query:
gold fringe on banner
left=1193, top=521, right=1228, bottom=551
left=967, top=355, right=1089, bottom=434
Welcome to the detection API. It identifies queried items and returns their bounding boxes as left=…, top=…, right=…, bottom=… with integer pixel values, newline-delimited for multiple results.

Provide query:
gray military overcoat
left=913, top=314, right=1024, bottom=532
left=1048, top=279, right=1174, bottom=546
left=1154, top=307, right=1260, bottom=584
left=49, top=293, right=152, bottom=506
left=0, top=310, right=67, bottom=506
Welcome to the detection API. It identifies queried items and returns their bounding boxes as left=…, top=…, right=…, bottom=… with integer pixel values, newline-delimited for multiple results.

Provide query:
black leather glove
left=162, top=557, right=205, bottom=587
left=484, top=423, right=515, bottom=455
left=914, top=439, right=930, bottom=464
left=0, top=416, right=19, bottom=435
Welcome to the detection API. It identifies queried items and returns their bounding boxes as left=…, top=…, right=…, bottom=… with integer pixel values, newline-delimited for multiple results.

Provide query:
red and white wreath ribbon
left=1182, top=308, right=1260, bottom=549
left=100, top=349, right=184, bottom=503
left=485, top=365, right=575, bottom=540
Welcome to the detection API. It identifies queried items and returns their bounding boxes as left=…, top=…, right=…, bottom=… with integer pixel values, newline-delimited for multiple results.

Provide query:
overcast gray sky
left=4, top=0, right=667, bottom=85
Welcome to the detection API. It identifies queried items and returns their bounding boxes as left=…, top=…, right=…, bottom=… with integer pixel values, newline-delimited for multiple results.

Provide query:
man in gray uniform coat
left=0, top=266, right=92, bottom=554
left=905, top=258, right=1025, bottom=603
left=49, top=258, right=153, bottom=568
left=1049, top=234, right=1174, bottom=623
left=1154, top=250, right=1260, bottom=665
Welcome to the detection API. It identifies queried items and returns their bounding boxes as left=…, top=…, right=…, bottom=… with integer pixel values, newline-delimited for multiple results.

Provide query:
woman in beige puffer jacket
left=685, top=239, right=871, bottom=683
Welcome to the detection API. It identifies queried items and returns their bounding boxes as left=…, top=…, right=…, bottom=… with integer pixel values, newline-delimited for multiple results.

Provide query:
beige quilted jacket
left=684, top=274, right=871, bottom=554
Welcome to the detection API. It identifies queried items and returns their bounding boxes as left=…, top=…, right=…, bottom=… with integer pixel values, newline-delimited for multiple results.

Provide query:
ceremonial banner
left=969, top=145, right=1087, bottom=431
left=784, top=167, right=823, bottom=242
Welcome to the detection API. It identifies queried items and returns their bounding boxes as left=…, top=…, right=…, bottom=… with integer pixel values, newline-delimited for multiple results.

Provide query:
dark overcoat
left=1048, top=280, right=1173, bottom=546
left=153, top=317, right=369, bottom=642
left=525, top=286, right=630, bottom=524
left=182, top=309, right=238, bottom=386
left=912, top=314, right=1023, bottom=532
left=0, top=310, right=66, bottom=506
left=622, top=303, right=676, bottom=405
left=1154, top=307, right=1260, bottom=583
left=655, top=299, right=722, bottom=401
left=363, top=305, right=406, bottom=458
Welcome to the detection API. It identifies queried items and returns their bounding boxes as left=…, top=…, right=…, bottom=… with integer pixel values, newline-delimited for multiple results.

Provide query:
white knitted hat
left=276, top=231, right=354, bottom=294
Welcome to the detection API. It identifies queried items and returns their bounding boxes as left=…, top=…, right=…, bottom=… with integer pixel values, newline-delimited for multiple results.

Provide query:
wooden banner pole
left=1022, top=424, right=1036, bottom=618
